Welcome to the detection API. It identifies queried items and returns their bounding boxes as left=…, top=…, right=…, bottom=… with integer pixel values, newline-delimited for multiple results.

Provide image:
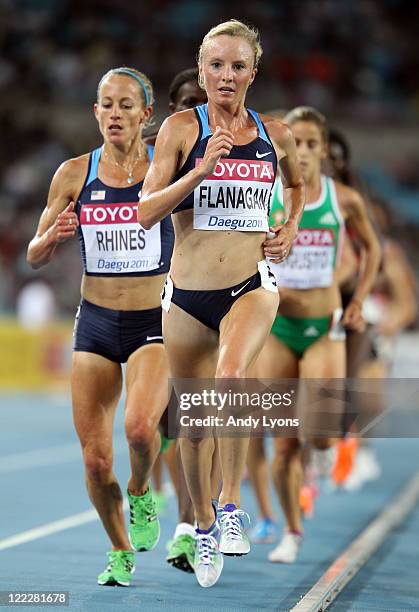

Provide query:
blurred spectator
left=16, top=279, right=56, bottom=330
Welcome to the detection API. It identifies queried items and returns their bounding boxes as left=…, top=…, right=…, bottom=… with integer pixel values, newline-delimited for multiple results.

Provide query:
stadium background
left=0, top=0, right=418, bottom=384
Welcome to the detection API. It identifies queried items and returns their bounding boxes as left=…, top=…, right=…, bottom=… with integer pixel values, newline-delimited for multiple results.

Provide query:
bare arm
left=379, top=240, right=417, bottom=335
left=27, top=159, right=82, bottom=269
left=263, top=121, right=305, bottom=263
left=338, top=184, right=382, bottom=330
left=138, top=112, right=234, bottom=229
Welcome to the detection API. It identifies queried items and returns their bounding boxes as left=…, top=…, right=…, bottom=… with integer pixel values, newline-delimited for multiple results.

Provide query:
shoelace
left=107, top=552, right=134, bottom=572
left=196, top=534, right=218, bottom=565
left=220, top=508, right=250, bottom=540
left=130, top=496, right=155, bottom=526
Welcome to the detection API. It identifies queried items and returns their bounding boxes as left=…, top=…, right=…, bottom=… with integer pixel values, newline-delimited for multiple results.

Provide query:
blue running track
left=1, top=392, right=418, bottom=611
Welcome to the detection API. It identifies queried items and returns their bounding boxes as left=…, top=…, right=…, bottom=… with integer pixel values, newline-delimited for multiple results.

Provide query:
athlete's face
left=94, top=75, right=152, bottom=146
left=328, top=141, right=348, bottom=177
left=291, top=121, right=327, bottom=182
left=170, top=81, right=207, bottom=114
left=200, top=35, right=256, bottom=105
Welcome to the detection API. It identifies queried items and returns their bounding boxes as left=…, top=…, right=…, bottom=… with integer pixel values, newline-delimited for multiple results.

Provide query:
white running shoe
left=268, top=531, right=302, bottom=563
left=344, top=447, right=382, bottom=491
left=219, top=504, right=250, bottom=556
left=194, top=528, right=223, bottom=588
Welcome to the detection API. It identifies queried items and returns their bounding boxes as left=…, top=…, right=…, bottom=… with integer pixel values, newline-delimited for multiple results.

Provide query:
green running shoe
left=97, top=550, right=135, bottom=587
left=128, top=487, right=160, bottom=552
left=166, top=533, right=195, bottom=573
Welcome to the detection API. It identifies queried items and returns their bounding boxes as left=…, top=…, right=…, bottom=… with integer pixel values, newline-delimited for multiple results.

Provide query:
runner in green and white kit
left=249, top=107, right=381, bottom=564
left=270, top=173, right=345, bottom=355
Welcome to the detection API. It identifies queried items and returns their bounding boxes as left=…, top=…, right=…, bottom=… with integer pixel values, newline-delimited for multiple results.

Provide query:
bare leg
left=247, top=437, right=275, bottom=519
left=72, top=351, right=130, bottom=550
left=125, top=344, right=170, bottom=495
left=272, top=438, right=303, bottom=532
left=163, top=303, right=219, bottom=529
left=217, top=287, right=279, bottom=509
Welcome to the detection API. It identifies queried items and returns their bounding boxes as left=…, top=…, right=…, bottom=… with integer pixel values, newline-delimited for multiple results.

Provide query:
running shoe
left=219, top=504, right=250, bottom=556
left=331, top=438, right=358, bottom=486
left=344, top=447, right=381, bottom=491
left=268, top=531, right=302, bottom=564
left=128, top=487, right=160, bottom=552
left=249, top=517, right=277, bottom=544
left=299, top=485, right=315, bottom=519
left=166, top=533, right=195, bottom=573
left=97, top=550, right=135, bottom=586
left=194, top=523, right=223, bottom=588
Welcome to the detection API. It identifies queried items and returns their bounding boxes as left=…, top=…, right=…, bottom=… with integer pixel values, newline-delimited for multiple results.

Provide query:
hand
left=342, top=300, right=366, bottom=333
left=263, top=220, right=298, bottom=263
left=199, top=126, right=234, bottom=177
left=50, top=201, right=79, bottom=244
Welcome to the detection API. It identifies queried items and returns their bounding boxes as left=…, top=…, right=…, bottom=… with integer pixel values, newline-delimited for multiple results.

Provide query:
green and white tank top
left=269, top=175, right=344, bottom=289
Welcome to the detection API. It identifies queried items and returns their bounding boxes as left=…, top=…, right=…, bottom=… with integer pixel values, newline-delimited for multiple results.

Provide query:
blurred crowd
left=0, top=0, right=418, bottom=315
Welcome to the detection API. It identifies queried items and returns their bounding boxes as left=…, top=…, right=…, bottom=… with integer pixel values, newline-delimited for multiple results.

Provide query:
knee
left=83, top=451, right=113, bottom=483
left=126, top=422, right=156, bottom=451
left=180, top=437, right=215, bottom=459
left=273, top=440, right=300, bottom=471
left=182, top=436, right=207, bottom=451
left=216, top=359, right=245, bottom=380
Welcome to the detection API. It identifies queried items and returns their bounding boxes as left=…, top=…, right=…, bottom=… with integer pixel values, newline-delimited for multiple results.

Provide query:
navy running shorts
left=73, top=298, right=163, bottom=363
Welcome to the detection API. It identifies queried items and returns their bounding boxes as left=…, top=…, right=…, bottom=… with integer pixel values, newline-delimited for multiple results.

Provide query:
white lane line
left=0, top=500, right=129, bottom=551
left=290, top=469, right=419, bottom=611
left=0, top=435, right=127, bottom=473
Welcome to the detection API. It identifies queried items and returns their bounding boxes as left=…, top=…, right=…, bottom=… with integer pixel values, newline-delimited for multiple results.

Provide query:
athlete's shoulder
left=155, top=109, right=199, bottom=153
left=161, top=108, right=198, bottom=132
left=333, top=179, right=363, bottom=206
left=55, top=153, right=90, bottom=182
left=258, top=114, right=293, bottom=142
left=333, top=179, right=367, bottom=221
left=49, top=154, right=90, bottom=202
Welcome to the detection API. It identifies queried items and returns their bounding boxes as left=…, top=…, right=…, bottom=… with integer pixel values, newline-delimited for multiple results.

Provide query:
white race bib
left=80, top=202, right=161, bottom=274
left=269, top=228, right=336, bottom=289
left=193, top=158, right=273, bottom=232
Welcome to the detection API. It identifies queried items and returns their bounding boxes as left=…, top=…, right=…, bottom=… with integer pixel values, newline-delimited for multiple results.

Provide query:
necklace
left=103, top=148, right=144, bottom=184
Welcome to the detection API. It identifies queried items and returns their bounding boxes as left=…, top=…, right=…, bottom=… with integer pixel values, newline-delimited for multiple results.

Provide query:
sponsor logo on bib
left=193, top=158, right=273, bottom=232
left=80, top=202, right=161, bottom=274
left=294, top=228, right=334, bottom=246
left=268, top=228, right=336, bottom=289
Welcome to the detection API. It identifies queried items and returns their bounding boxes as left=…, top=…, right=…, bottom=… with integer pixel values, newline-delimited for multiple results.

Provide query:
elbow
left=26, top=248, right=39, bottom=270
left=137, top=207, right=154, bottom=230
left=137, top=198, right=156, bottom=230
left=367, top=237, right=382, bottom=271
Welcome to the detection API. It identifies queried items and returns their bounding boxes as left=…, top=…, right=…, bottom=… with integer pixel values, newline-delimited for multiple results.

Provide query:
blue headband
left=113, top=68, right=150, bottom=106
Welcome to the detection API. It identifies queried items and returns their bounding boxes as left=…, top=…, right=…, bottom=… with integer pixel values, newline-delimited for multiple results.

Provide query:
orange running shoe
left=299, top=485, right=315, bottom=519
left=331, top=438, right=358, bottom=486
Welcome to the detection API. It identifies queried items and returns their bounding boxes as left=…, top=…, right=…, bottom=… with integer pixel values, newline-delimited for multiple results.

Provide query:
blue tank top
left=173, top=104, right=277, bottom=232
left=76, top=145, right=174, bottom=277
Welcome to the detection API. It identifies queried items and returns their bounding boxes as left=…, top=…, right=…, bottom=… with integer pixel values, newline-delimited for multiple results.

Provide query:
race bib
left=269, top=228, right=336, bottom=289
left=193, top=158, right=273, bottom=231
left=80, top=202, right=161, bottom=274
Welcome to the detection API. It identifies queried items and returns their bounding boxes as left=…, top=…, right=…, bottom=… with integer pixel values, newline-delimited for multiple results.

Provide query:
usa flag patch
left=91, top=190, right=106, bottom=200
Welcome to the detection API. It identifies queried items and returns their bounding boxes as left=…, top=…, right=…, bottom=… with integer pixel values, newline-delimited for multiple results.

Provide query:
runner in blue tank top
left=138, top=20, right=305, bottom=588
left=27, top=68, right=174, bottom=587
